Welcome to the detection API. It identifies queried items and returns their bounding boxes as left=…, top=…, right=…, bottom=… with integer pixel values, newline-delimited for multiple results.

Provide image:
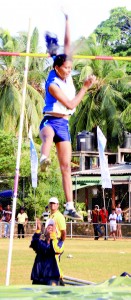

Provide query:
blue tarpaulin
left=0, top=190, right=13, bottom=198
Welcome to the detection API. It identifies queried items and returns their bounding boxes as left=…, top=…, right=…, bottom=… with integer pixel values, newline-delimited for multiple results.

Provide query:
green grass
left=0, top=238, right=131, bottom=285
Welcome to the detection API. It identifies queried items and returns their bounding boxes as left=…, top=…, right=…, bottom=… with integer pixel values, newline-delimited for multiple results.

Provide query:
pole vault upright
left=5, top=19, right=32, bottom=286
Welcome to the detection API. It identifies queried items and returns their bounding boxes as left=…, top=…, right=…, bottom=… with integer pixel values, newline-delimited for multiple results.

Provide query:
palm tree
left=70, top=34, right=131, bottom=151
left=0, top=28, right=45, bottom=137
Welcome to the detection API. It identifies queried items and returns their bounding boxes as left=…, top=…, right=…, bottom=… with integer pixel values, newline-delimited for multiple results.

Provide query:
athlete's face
left=55, top=60, right=72, bottom=80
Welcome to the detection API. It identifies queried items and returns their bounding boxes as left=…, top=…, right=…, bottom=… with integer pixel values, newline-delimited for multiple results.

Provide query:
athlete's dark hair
left=53, top=54, right=72, bottom=68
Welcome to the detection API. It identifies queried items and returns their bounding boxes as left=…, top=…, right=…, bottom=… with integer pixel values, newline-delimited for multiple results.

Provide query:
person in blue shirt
left=30, top=218, right=64, bottom=286
left=39, top=12, right=96, bottom=220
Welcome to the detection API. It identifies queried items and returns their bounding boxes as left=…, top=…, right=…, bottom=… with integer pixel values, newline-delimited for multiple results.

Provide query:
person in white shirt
left=42, top=205, right=50, bottom=222
left=16, top=207, right=28, bottom=238
left=109, top=208, right=117, bottom=240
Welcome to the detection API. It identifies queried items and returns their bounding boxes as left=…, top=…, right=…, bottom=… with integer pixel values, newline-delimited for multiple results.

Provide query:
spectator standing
left=116, top=203, right=123, bottom=238
left=30, top=218, right=64, bottom=286
left=3, top=205, right=12, bottom=238
left=92, top=205, right=103, bottom=240
left=41, top=205, right=50, bottom=233
left=109, top=208, right=117, bottom=240
left=16, top=207, right=28, bottom=238
left=99, top=206, right=108, bottom=240
left=48, top=197, right=66, bottom=242
left=42, top=205, right=50, bottom=223
left=48, top=197, right=66, bottom=285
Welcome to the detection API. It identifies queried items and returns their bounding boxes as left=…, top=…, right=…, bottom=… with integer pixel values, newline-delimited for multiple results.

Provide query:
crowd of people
left=0, top=203, right=28, bottom=239
left=0, top=201, right=124, bottom=241
left=91, top=203, right=123, bottom=241
left=0, top=204, right=12, bottom=238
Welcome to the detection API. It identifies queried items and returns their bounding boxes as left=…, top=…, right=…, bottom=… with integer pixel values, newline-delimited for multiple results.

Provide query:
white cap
left=45, top=218, right=55, bottom=228
left=48, top=197, right=59, bottom=204
left=95, top=205, right=99, bottom=209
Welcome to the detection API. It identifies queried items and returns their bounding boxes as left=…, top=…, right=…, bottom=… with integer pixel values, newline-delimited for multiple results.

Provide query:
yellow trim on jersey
left=55, top=254, right=64, bottom=278
left=52, top=239, right=64, bottom=254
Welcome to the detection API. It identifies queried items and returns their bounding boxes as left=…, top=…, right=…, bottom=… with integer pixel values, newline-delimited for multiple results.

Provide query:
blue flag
left=97, top=126, right=112, bottom=189
left=29, top=127, right=38, bottom=188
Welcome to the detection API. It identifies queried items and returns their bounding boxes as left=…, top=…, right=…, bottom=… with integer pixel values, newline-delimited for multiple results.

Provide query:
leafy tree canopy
left=95, top=7, right=131, bottom=54
left=0, top=28, right=45, bottom=137
left=70, top=33, right=131, bottom=151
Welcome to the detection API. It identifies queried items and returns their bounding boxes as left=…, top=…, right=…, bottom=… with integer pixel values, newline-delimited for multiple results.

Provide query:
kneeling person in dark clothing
left=30, top=218, right=64, bottom=286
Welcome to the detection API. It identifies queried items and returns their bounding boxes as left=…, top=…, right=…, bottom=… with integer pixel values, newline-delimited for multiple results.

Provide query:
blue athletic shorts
left=39, top=115, right=71, bottom=143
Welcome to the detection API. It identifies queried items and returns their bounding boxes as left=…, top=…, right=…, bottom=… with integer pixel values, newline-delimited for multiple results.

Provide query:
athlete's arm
left=49, top=75, right=96, bottom=110
left=64, top=14, right=71, bottom=55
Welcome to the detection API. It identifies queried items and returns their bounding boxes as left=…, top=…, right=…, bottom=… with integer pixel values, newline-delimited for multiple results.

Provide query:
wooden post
left=80, top=154, right=85, bottom=171
left=112, top=184, right=116, bottom=208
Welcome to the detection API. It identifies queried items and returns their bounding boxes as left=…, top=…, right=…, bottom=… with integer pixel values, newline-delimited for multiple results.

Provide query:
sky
left=1, top=0, right=131, bottom=51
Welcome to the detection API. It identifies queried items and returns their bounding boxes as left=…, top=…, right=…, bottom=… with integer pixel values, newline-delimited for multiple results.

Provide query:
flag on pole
left=29, top=127, right=38, bottom=188
left=97, top=126, right=112, bottom=189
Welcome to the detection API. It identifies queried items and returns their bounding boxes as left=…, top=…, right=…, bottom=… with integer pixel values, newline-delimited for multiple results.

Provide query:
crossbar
left=0, top=52, right=131, bottom=61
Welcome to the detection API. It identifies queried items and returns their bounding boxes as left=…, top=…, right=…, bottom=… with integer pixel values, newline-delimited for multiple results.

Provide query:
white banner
left=97, top=126, right=112, bottom=189
left=29, top=127, right=38, bottom=188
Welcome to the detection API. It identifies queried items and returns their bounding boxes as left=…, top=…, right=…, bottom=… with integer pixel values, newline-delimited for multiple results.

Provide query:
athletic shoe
left=40, top=158, right=51, bottom=172
left=64, top=209, right=83, bottom=220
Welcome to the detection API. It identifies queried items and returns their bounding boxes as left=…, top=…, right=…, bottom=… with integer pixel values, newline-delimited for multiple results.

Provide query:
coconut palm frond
left=120, top=103, right=131, bottom=131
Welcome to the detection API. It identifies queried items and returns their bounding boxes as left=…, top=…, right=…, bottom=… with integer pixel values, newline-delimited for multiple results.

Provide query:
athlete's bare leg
left=39, top=126, right=54, bottom=171
left=56, top=141, right=82, bottom=220
left=56, top=141, right=72, bottom=203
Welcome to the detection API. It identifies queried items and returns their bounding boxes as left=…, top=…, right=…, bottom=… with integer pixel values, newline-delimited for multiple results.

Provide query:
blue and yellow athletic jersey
left=43, top=70, right=75, bottom=115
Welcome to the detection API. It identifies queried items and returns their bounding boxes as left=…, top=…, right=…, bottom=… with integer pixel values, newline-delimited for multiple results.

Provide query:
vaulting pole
left=5, top=19, right=32, bottom=286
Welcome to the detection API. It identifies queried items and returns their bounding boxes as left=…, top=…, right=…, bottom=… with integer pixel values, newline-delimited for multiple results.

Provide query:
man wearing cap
left=48, top=197, right=66, bottom=241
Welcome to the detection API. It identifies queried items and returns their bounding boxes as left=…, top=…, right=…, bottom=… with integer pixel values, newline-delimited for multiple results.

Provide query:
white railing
left=0, top=221, right=131, bottom=239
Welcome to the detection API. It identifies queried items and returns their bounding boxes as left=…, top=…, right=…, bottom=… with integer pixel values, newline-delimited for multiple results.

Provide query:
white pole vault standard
left=5, top=19, right=32, bottom=286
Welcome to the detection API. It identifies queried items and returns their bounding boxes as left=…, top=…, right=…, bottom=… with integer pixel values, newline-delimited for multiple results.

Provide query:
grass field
left=0, top=237, right=131, bottom=286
